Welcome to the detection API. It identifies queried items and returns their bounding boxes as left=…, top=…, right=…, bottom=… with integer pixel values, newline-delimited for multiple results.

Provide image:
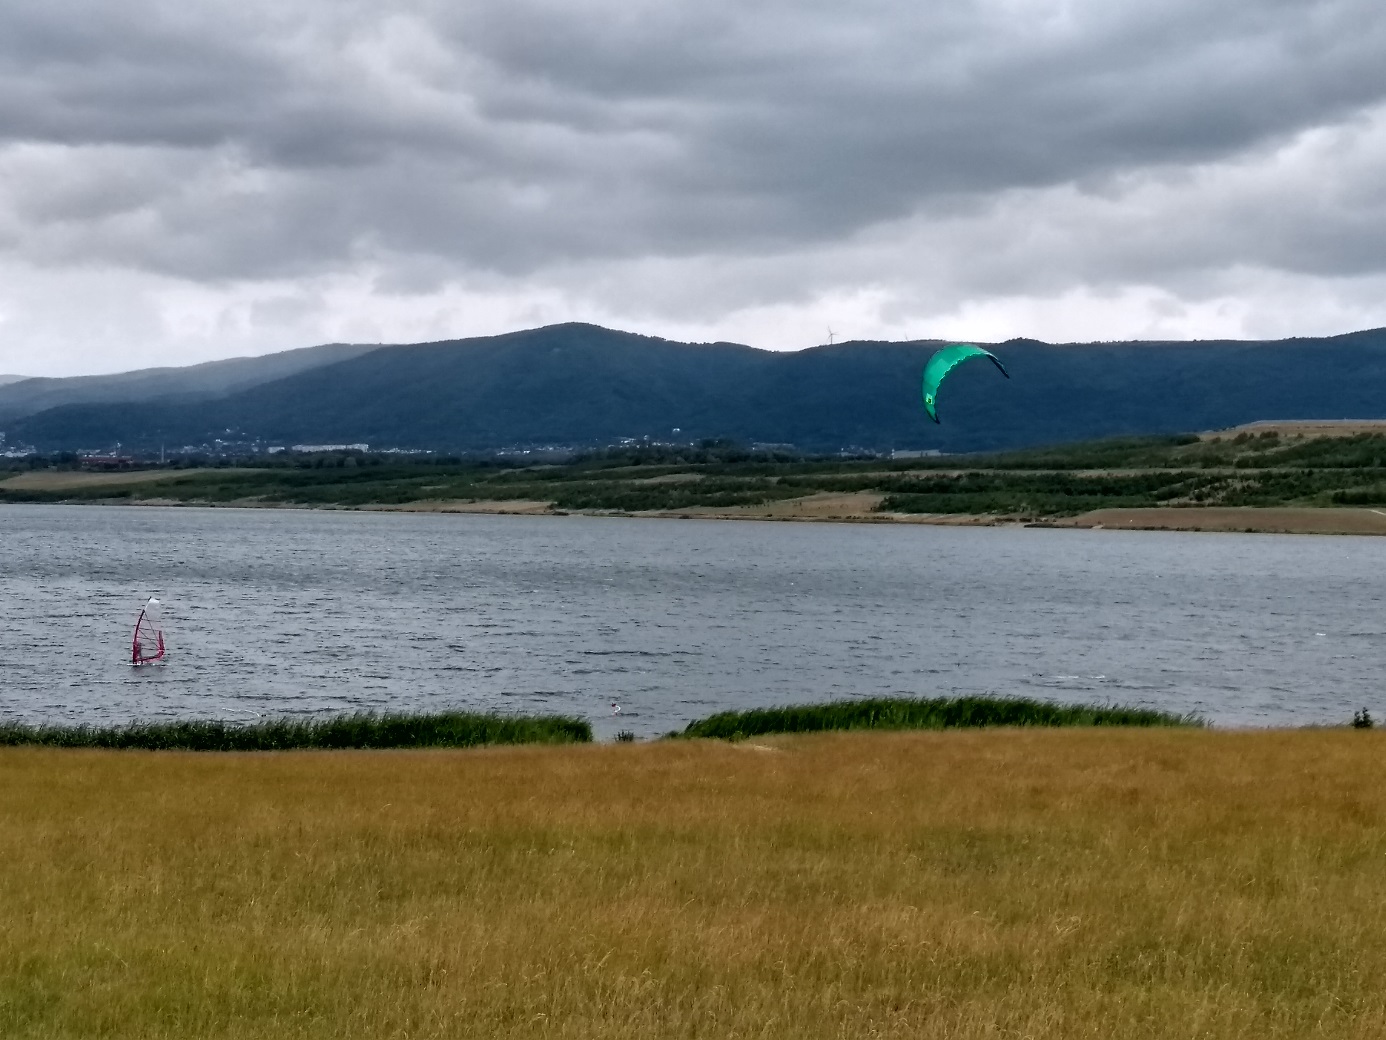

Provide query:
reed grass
left=0, top=710, right=591, bottom=751
left=2, top=729, right=1385, bottom=1038
left=676, top=694, right=1198, bottom=739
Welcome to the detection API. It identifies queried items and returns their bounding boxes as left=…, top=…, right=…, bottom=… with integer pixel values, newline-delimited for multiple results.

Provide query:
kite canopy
left=921, top=344, right=1009, bottom=423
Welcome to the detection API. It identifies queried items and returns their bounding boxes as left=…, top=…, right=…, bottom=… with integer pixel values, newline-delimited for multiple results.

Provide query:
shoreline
left=7, top=493, right=1386, bottom=536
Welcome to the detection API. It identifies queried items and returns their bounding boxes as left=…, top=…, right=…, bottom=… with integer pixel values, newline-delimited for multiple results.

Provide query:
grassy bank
left=0, top=710, right=591, bottom=751
left=3, top=729, right=1386, bottom=1038
left=0, top=699, right=1187, bottom=752
left=677, top=694, right=1199, bottom=739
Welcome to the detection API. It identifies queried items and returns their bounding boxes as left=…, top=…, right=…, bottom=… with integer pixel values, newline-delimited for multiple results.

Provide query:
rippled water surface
left=3, top=504, right=1384, bottom=736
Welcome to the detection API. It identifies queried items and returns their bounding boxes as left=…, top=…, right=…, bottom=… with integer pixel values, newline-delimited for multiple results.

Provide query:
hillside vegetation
left=10, top=429, right=1386, bottom=518
left=0, top=342, right=374, bottom=423
left=7, top=322, right=1386, bottom=454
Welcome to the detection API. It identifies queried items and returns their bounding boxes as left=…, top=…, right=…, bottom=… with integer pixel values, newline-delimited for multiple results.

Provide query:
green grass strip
left=676, top=695, right=1201, bottom=740
left=0, top=710, right=592, bottom=751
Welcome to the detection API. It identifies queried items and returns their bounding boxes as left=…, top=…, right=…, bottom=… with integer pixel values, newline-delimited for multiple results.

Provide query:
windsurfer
left=131, top=596, right=165, bottom=665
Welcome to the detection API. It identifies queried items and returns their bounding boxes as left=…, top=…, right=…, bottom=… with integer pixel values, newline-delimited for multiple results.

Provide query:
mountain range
left=0, top=342, right=375, bottom=424
left=5, top=323, right=1386, bottom=454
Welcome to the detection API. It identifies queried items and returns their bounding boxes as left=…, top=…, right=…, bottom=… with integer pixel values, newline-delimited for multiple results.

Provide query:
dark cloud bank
left=2, top=0, right=1385, bottom=375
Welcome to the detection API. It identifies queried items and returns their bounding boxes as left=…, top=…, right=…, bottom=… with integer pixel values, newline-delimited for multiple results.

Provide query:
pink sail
left=131, top=597, right=166, bottom=665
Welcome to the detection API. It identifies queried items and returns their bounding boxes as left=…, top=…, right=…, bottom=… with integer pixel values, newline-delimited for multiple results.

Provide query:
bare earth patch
left=1058, top=506, right=1386, bottom=535
left=631, top=471, right=705, bottom=484
left=655, top=491, right=887, bottom=520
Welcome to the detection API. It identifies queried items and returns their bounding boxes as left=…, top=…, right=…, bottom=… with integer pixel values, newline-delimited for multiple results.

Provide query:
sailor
left=132, top=640, right=142, bottom=664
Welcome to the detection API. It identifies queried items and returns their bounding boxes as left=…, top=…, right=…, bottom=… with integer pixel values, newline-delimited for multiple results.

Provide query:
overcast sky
left=3, top=0, right=1386, bottom=376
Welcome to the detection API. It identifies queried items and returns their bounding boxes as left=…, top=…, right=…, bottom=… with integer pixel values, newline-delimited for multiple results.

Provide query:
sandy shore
left=1050, top=506, right=1386, bottom=535
left=10, top=477, right=1386, bottom=534
left=363, top=492, right=1003, bottom=526
left=362, top=498, right=556, bottom=515
left=358, top=497, right=1386, bottom=535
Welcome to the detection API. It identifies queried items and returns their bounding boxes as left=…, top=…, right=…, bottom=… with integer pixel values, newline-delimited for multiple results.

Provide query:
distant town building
left=891, top=449, right=943, bottom=459
left=0, top=429, right=36, bottom=457
left=79, top=455, right=136, bottom=470
left=290, top=443, right=369, bottom=453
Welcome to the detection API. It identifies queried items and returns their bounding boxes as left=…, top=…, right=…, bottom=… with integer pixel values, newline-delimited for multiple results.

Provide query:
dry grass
left=1061, top=506, right=1386, bottom=535
left=658, top=491, right=887, bottom=520
left=0, top=469, right=216, bottom=491
left=3, top=730, right=1386, bottom=1038
left=1206, top=420, right=1386, bottom=440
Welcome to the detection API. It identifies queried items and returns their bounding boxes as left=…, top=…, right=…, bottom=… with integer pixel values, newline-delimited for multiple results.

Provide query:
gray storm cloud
left=1, top=0, right=1385, bottom=374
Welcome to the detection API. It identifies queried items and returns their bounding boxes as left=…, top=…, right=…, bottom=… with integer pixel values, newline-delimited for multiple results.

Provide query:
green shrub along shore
left=15, top=429, right=1386, bottom=515
left=675, top=695, right=1201, bottom=740
left=0, top=710, right=592, bottom=751
left=0, top=697, right=1200, bottom=751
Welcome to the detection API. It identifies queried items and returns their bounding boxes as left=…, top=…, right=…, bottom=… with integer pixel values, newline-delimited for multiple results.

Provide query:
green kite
left=921, top=344, right=1009, bottom=423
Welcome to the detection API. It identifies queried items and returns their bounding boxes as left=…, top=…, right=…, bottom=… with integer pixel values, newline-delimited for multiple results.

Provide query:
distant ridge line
left=6, top=323, right=1386, bottom=455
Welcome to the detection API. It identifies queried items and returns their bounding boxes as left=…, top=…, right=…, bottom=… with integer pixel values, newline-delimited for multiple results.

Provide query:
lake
left=2, top=504, right=1383, bottom=737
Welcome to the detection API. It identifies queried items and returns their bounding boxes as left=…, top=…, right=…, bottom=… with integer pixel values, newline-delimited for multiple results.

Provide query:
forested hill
left=0, top=341, right=376, bottom=424
left=9, top=323, right=1386, bottom=454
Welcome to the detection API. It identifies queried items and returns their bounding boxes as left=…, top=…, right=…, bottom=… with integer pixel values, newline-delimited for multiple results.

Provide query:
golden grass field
left=3, top=730, right=1386, bottom=1039
left=0, top=469, right=216, bottom=491
left=0, top=471, right=255, bottom=493
left=1207, top=420, right=1386, bottom=440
